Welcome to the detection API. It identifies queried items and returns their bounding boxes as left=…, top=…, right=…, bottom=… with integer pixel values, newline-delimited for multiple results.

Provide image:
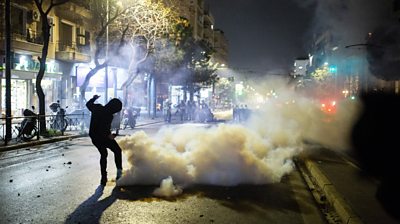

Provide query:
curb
left=0, top=134, right=86, bottom=152
left=135, top=120, right=164, bottom=127
left=304, top=160, right=363, bottom=224
left=0, top=119, right=163, bottom=152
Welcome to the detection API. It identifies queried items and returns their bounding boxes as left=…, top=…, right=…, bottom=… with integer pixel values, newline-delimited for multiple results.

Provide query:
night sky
left=206, top=0, right=315, bottom=75
left=206, top=0, right=396, bottom=77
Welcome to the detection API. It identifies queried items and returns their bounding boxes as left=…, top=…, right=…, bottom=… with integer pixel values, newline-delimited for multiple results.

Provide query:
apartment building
left=0, top=1, right=92, bottom=116
left=211, top=29, right=228, bottom=68
left=202, top=7, right=214, bottom=50
left=307, top=1, right=400, bottom=97
left=174, top=0, right=228, bottom=67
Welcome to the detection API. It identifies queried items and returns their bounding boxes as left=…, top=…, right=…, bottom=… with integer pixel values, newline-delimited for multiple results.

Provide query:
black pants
left=91, top=137, right=122, bottom=179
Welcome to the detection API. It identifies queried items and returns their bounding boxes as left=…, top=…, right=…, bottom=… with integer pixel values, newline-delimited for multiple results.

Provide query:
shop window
left=1, top=79, right=28, bottom=116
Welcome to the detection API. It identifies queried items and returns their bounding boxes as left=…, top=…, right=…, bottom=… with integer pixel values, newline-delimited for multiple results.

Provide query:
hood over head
left=105, top=98, right=122, bottom=114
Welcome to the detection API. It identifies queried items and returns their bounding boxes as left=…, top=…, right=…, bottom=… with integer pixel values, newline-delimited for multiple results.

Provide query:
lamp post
left=5, top=0, right=12, bottom=144
left=345, top=43, right=371, bottom=94
left=104, top=0, right=109, bottom=104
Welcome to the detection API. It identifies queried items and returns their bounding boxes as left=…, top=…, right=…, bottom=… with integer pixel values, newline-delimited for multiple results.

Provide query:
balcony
left=55, top=42, right=91, bottom=63
left=54, top=3, right=92, bottom=23
left=0, top=30, right=43, bottom=54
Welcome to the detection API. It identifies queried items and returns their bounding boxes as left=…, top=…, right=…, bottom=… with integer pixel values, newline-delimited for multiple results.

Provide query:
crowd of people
left=163, top=100, right=214, bottom=123
left=232, top=104, right=251, bottom=122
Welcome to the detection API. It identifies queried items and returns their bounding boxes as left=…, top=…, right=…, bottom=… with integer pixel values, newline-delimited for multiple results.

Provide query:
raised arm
left=86, top=95, right=100, bottom=112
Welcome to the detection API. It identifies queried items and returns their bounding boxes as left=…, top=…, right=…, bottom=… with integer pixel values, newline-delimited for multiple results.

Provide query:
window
left=59, top=22, right=73, bottom=50
left=11, top=5, right=26, bottom=35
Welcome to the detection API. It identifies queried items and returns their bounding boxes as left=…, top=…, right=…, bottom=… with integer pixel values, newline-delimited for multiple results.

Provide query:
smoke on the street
left=293, top=0, right=393, bottom=46
left=116, top=76, right=361, bottom=197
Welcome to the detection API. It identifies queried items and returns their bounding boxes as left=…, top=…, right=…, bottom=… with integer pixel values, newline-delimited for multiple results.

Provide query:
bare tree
left=115, top=0, right=179, bottom=104
left=33, top=0, right=69, bottom=134
left=79, top=0, right=128, bottom=106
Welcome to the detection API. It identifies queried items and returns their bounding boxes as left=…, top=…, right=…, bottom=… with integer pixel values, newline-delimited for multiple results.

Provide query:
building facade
left=174, top=0, right=229, bottom=67
left=0, top=0, right=92, bottom=116
left=212, top=29, right=228, bottom=67
left=1, top=0, right=230, bottom=117
left=307, top=1, right=400, bottom=98
left=160, top=0, right=229, bottom=108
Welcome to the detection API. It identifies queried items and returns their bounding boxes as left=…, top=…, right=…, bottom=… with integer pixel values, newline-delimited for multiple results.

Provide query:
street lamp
left=345, top=43, right=372, bottom=94
left=104, top=0, right=109, bottom=104
left=5, top=0, right=12, bottom=143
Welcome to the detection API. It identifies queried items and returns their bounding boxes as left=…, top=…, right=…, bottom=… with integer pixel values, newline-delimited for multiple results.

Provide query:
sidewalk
left=299, top=148, right=399, bottom=224
left=0, top=114, right=164, bottom=153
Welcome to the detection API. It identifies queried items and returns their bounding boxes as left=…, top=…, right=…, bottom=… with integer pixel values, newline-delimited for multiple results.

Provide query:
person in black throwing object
left=86, top=95, right=123, bottom=186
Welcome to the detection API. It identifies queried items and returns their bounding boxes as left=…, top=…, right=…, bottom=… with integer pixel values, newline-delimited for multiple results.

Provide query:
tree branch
left=46, top=0, right=69, bottom=14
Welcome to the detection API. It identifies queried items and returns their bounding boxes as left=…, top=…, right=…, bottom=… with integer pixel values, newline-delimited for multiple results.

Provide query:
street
left=0, top=122, right=326, bottom=224
left=2, top=0, right=400, bottom=223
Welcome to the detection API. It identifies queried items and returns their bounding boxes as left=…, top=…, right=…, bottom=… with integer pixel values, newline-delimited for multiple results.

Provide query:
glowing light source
left=329, top=65, right=337, bottom=73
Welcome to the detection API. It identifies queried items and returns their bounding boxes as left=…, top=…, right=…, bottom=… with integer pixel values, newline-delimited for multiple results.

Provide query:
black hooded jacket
left=86, top=97, right=122, bottom=139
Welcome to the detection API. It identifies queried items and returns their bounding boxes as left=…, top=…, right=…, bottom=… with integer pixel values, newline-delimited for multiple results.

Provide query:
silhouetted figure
left=86, top=95, right=123, bottom=186
left=163, top=100, right=172, bottom=123
left=351, top=91, right=400, bottom=220
left=178, top=100, right=186, bottom=121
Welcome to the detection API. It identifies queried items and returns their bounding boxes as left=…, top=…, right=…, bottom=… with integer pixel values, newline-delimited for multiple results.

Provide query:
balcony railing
left=0, top=29, right=44, bottom=46
left=25, top=29, right=44, bottom=45
left=56, top=42, right=90, bottom=53
left=55, top=41, right=91, bottom=62
left=0, top=29, right=44, bottom=45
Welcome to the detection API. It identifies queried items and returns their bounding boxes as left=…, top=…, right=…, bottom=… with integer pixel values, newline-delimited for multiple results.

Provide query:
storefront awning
left=8, top=69, right=62, bottom=80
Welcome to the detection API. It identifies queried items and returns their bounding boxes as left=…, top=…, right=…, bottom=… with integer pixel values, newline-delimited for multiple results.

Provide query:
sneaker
left=100, top=177, right=107, bottom=186
left=116, top=169, right=123, bottom=180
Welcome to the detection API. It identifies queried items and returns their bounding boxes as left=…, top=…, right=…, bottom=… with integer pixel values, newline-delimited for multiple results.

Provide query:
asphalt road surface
left=0, top=122, right=326, bottom=224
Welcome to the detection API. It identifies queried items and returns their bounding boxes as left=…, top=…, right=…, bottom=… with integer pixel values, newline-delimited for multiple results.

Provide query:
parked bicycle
left=16, top=107, right=38, bottom=141
left=49, top=100, right=69, bottom=132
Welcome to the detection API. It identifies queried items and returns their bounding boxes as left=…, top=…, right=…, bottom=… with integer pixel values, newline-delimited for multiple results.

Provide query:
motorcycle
left=16, top=107, right=38, bottom=141
left=121, top=108, right=138, bottom=129
left=49, top=100, right=69, bottom=132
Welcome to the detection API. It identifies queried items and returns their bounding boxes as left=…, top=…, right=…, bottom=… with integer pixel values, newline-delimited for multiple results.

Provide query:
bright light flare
left=320, top=100, right=337, bottom=114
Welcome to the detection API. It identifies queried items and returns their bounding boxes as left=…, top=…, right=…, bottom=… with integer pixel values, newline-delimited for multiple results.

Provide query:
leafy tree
left=147, top=17, right=191, bottom=83
left=309, top=65, right=335, bottom=99
left=169, top=18, right=218, bottom=101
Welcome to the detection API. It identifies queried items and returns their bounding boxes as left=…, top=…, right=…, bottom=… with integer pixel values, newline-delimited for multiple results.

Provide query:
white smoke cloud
left=116, top=76, right=362, bottom=196
left=117, top=123, right=297, bottom=188
left=153, top=176, right=183, bottom=198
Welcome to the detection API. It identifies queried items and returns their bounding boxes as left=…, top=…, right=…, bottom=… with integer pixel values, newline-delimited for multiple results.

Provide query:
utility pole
left=5, top=0, right=12, bottom=144
left=104, top=0, right=109, bottom=104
